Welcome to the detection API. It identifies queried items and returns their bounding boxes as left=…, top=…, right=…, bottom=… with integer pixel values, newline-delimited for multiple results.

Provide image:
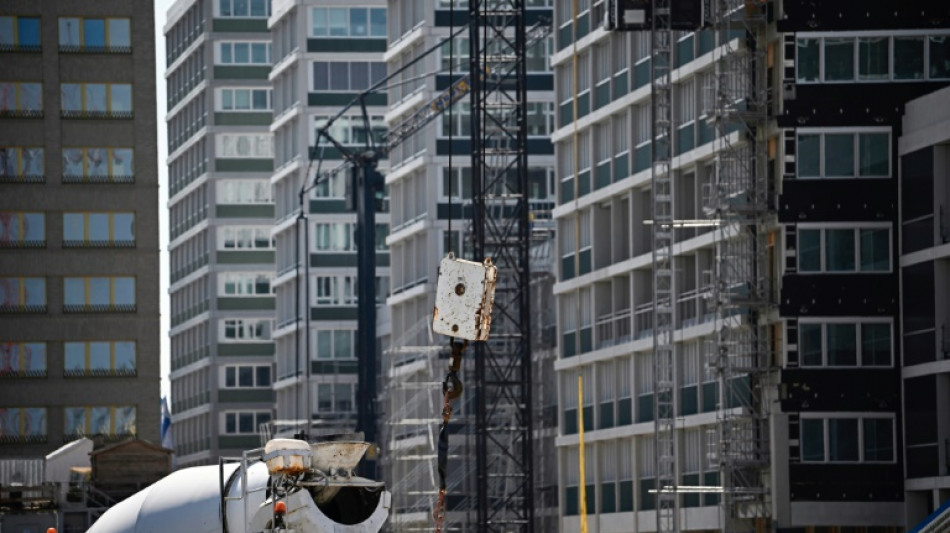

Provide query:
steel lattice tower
left=468, top=0, right=535, bottom=530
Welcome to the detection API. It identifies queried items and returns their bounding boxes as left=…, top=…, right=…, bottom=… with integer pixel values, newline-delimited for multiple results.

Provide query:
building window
left=58, top=18, right=131, bottom=52
left=800, top=415, right=895, bottom=463
left=0, top=408, right=46, bottom=441
left=64, top=406, right=136, bottom=437
left=217, top=88, right=272, bottom=112
left=215, top=134, right=273, bottom=158
left=217, top=180, right=272, bottom=204
left=220, top=272, right=272, bottom=296
left=797, top=32, right=950, bottom=83
left=0, top=147, right=44, bottom=181
left=0, top=212, right=44, bottom=247
left=440, top=102, right=471, bottom=138
left=796, top=130, right=889, bottom=178
left=0, top=277, right=46, bottom=312
left=526, top=102, right=555, bottom=137
left=0, top=82, right=42, bottom=116
left=217, top=0, right=271, bottom=18
left=63, top=276, right=136, bottom=312
left=313, top=222, right=356, bottom=252
left=62, top=148, right=134, bottom=183
left=315, top=382, right=354, bottom=414
left=60, top=83, right=133, bottom=118
left=64, top=341, right=136, bottom=376
left=217, top=41, right=271, bottom=65
left=798, top=320, right=892, bottom=367
left=314, top=275, right=357, bottom=306
left=311, top=62, right=387, bottom=92
left=798, top=226, right=890, bottom=273
left=441, top=166, right=473, bottom=201
left=0, top=342, right=46, bottom=377
left=221, top=319, right=272, bottom=341
left=62, top=212, right=134, bottom=247
left=310, top=7, right=386, bottom=38
left=219, top=226, right=273, bottom=249
left=313, top=116, right=386, bottom=147
left=0, top=16, right=41, bottom=51
left=314, top=330, right=354, bottom=360
left=312, top=172, right=347, bottom=199
left=223, top=365, right=271, bottom=388
left=224, top=410, right=271, bottom=434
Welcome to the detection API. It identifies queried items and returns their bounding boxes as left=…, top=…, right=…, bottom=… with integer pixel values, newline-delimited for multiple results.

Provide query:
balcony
left=594, top=309, right=632, bottom=351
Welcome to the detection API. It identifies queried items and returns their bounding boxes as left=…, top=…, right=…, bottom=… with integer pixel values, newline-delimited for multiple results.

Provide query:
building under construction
left=554, top=0, right=950, bottom=532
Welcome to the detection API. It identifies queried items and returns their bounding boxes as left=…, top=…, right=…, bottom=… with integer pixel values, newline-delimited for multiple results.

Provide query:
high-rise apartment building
left=897, top=68, right=950, bottom=527
left=268, top=0, right=390, bottom=439
left=0, top=2, right=160, bottom=454
left=165, top=0, right=277, bottom=467
left=553, top=0, right=950, bottom=531
left=381, top=1, right=558, bottom=530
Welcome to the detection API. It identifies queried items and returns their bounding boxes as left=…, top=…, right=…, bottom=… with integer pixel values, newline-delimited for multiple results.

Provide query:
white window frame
left=221, top=410, right=271, bottom=435
left=219, top=318, right=273, bottom=342
left=218, top=272, right=273, bottom=297
left=215, top=40, right=271, bottom=65
left=795, top=127, right=892, bottom=179
left=799, top=413, right=897, bottom=464
left=795, top=30, right=950, bottom=84
left=221, top=364, right=272, bottom=389
left=215, top=87, right=272, bottom=112
left=796, top=222, right=892, bottom=274
left=217, top=226, right=274, bottom=250
left=795, top=318, right=894, bottom=368
left=215, top=0, right=272, bottom=18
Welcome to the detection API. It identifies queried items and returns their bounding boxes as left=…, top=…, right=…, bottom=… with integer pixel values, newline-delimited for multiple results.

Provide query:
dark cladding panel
left=788, top=464, right=904, bottom=502
left=778, top=1, right=950, bottom=32
left=780, top=274, right=896, bottom=317
left=608, top=0, right=704, bottom=31
left=778, top=179, right=895, bottom=223
left=779, top=83, right=950, bottom=129
left=781, top=369, right=899, bottom=412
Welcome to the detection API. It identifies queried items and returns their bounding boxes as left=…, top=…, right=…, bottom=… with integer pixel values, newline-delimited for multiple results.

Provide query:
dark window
left=798, top=229, right=821, bottom=272
left=239, top=366, right=253, bottom=387
left=828, top=418, right=859, bottom=461
left=239, top=412, right=254, bottom=433
left=824, top=37, right=854, bottom=81
left=894, top=36, right=925, bottom=80
left=256, top=366, right=270, bottom=387
left=801, top=418, right=824, bottom=461
left=796, top=39, right=819, bottom=82
left=861, top=323, right=891, bottom=366
left=827, top=324, right=856, bottom=366
left=226, top=367, right=236, bottom=387
left=863, top=418, right=893, bottom=461
left=800, top=323, right=822, bottom=366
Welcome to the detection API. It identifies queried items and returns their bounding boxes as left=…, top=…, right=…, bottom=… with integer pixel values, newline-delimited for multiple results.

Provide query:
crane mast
left=469, top=0, right=535, bottom=530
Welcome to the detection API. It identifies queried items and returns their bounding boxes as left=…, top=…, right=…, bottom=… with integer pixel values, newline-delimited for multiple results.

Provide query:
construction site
left=3, top=0, right=950, bottom=532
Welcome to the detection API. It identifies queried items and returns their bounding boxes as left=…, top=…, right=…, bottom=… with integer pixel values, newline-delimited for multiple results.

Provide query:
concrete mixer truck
left=86, top=436, right=390, bottom=533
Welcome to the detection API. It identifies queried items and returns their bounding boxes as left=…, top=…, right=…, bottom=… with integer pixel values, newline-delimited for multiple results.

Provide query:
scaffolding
left=649, top=1, right=677, bottom=532
left=704, top=0, right=773, bottom=531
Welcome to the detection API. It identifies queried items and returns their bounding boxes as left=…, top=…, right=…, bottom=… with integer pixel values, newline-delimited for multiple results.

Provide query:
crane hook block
left=432, top=253, right=497, bottom=341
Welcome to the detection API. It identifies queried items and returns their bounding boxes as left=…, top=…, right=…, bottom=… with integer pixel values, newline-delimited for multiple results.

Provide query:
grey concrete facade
left=0, top=0, right=161, bottom=455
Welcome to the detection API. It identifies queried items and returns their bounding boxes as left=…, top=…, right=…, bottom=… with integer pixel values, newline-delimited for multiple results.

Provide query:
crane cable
left=434, top=340, right=466, bottom=532
left=434, top=2, right=460, bottom=531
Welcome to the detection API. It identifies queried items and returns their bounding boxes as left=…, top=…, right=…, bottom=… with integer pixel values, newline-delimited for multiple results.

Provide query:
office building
left=164, top=0, right=277, bottom=467
left=0, top=1, right=160, bottom=455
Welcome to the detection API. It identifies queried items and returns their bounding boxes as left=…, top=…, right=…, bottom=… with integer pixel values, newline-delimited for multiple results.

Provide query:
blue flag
left=160, top=396, right=174, bottom=451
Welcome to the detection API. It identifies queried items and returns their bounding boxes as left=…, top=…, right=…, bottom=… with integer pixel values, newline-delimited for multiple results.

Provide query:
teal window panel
left=214, top=112, right=273, bottom=126
left=698, top=31, right=715, bottom=56
left=614, top=153, right=629, bottom=182
left=218, top=389, right=274, bottom=403
left=560, top=177, right=574, bottom=203
left=617, top=397, right=632, bottom=425
left=219, top=435, right=261, bottom=449
left=217, top=297, right=276, bottom=311
left=634, top=144, right=652, bottom=174
left=561, top=254, right=575, bottom=281
left=594, top=83, right=611, bottom=110
left=216, top=204, right=275, bottom=218
left=559, top=101, right=573, bottom=128
left=640, top=478, right=656, bottom=511
left=680, top=385, right=698, bottom=416
left=577, top=92, right=590, bottom=120
left=701, top=382, right=718, bottom=413
left=637, top=393, right=653, bottom=423
left=703, top=471, right=720, bottom=506
left=215, top=159, right=274, bottom=172
left=584, top=484, right=595, bottom=513
left=583, top=405, right=594, bottom=432
left=595, top=161, right=611, bottom=189
left=576, top=13, right=589, bottom=39
left=676, top=123, right=696, bottom=155
left=578, top=249, right=591, bottom=276
left=676, top=34, right=695, bottom=67
left=634, top=61, right=652, bottom=89
left=682, top=473, right=701, bottom=507
left=558, top=24, right=573, bottom=52
left=601, top=482, right=617, bottom=513
left=217, top=250, right=276, bottom=264
left=613, top=71, right=628, bottom=99
left=213, top=66, right=271, bottom=80
left=699, top=120, right=716, bottom=146
left=307, top=38, right=387, bottom=53
left=579, top=326, right=592, bottom=354
left=619, top=480, right=634, bottom=512
left=563, top=408, right=578, bottom=434
left=212, top=19, right=268, bottom=32
left=562, top=331, right=577, bottom=358
left=565, top=486, right=579, bottom=515
left=599, top=401, right=614, bottom=430
left=578, top=170, right=591, bottom=198
left=217, top=343, right=275, bottom=356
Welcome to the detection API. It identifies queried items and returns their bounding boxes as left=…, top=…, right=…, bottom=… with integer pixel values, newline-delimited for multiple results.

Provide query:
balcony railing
left=594, top=309, right=632, bottom=350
